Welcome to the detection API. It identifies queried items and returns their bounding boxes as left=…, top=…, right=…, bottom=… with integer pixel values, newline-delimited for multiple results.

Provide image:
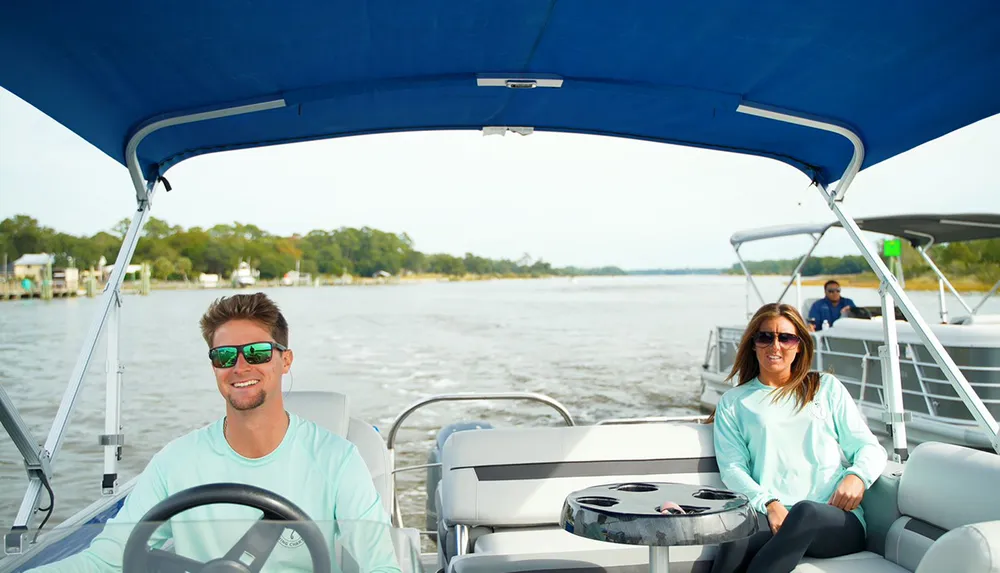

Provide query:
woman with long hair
left=705, top=303, right=887, bottom=573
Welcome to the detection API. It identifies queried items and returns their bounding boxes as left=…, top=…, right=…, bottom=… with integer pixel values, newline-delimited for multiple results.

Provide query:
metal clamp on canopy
left=98, top=434, right=126, bottom=446
left=881, top=412, right=913, bottom=424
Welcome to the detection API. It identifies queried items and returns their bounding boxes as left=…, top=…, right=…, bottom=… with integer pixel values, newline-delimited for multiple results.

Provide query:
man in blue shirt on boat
left=808, top=280, right=857, bottom=331
left=29, top=293, right=401, bottom=573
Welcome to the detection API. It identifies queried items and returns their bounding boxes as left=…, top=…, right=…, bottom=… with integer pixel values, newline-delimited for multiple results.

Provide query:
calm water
left=2, top=275, right=996, bottom=531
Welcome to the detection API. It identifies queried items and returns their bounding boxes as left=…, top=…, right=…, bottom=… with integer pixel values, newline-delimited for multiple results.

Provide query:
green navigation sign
left=883, top=239, right=902, bottom=258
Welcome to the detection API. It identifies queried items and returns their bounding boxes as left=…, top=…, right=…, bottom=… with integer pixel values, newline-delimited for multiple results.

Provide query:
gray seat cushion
left=915, top=520, right=1000, bottom=573
left=793, top=552, right=909, bottom=573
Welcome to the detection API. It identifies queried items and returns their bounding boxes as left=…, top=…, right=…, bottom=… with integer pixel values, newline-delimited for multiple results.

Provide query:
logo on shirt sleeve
left=279, top=528, right=305, bottom=549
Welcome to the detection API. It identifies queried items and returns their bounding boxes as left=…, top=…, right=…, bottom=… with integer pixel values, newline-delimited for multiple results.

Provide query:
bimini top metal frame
left=730, top=214, right=1000, bottom=323
left=2, top=1, right=1000, bottom=555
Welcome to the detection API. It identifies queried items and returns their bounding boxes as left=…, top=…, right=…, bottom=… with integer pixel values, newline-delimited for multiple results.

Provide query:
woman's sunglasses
left=209, top=341, right=287, bottom=368
left=753, top=331, right=801, bottom=348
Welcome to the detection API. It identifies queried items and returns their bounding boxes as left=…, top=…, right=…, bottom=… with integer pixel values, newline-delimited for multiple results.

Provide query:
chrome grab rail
left=391, top=462, right=441, bottom=475
left=385, top=392, right=575, bottom=528
left=597, top=415, right=708, bottom=425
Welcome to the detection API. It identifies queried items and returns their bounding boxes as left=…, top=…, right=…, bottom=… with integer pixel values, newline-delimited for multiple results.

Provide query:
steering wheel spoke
left=147, top=548, right=206, bottom=572
left=222, top=519, right=285, bottom=572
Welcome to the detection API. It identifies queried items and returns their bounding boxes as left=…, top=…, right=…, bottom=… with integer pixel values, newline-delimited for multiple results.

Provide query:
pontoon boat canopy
left=852, top=214, right=1000, bottom=247
left=731, top=214, right=1000, bottom=247
left=1, top=3, right=999, bottom=188
left=730, top=224, right=836, bottom=246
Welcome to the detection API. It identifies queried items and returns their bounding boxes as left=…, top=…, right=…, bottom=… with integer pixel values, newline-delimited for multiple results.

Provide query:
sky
left=1, top=87, right=998, bottom=270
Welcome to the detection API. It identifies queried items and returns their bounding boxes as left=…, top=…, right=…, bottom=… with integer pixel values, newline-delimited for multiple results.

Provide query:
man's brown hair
left=199, top=292, right=289, bottom=347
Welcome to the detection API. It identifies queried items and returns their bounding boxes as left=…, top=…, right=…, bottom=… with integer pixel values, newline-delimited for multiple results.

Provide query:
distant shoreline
left=139, top=271, right=730, bottom=291
left=800, top=274, right=993, bottom=293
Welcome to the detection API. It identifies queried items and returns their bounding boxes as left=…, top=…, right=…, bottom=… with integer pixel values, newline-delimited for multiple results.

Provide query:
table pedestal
left=650, top=546, right=670, bottom=573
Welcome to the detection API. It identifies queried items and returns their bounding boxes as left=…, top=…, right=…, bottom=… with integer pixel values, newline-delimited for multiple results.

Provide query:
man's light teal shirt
left=713, top=372, right=888, bottom=530
left=29, top=413, right=401, bottom=572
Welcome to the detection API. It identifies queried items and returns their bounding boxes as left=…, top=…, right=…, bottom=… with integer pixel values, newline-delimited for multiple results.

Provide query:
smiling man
left=30, top=293, right=400, bottom=573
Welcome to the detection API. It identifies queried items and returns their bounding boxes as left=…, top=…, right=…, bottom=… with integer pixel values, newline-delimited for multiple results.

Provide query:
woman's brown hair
left=705, top=303, right=820, bottom=423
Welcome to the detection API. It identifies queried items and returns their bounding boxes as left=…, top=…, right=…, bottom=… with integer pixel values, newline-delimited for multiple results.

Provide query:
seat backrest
left=284, top=390, right=351, bottom=436
left=883, top=441, right=1000, bottom=571
left=802, top=297, right=819, bottom=317
left=440, top=422, right=721, bottom=529
left=283, top=390, right=392, bottom=515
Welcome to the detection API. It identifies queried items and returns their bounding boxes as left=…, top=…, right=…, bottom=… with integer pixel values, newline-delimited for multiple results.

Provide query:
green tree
left=153, top=256, right=175, bottom=280
left=175, top=257, right=193, bottom=281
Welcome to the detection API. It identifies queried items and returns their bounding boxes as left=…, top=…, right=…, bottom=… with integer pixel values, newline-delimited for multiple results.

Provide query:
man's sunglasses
left=209, top=341, right=287, bottom=368
left=827, top=288, right=841, bottom=293
left=753, top=332, right=801, bottom=348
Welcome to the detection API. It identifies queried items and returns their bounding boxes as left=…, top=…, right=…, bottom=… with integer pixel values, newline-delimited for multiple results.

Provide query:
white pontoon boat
left=700, top=214, right=1000, bottom=450
left=2, top=3, right=999, bottom=573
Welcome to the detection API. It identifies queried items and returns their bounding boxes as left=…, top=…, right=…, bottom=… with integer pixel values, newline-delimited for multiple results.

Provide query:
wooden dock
left=1, top=281, right=79, bottom=301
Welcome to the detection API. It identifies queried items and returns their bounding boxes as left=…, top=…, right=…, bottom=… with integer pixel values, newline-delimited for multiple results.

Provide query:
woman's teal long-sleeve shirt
left=713, top=372, right=888, bottom=530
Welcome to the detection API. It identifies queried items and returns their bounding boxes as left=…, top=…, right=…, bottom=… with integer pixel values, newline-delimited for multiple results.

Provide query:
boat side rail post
left=905, top=342, right=940, bottom=418
left=737, top=102, right=1000, bottom=456
left=938, top=278, right=949, bottom=324
left=4, top=180, right=159, bottom=555
left=701, top=328, right=716, bottom=371
left=858, top=344, right=871, bottom=410
left=878, top=285, right=910, bottom=461
left=384, top=392, right=575, bottom=528
left=101, top=290, right=125, bottom=496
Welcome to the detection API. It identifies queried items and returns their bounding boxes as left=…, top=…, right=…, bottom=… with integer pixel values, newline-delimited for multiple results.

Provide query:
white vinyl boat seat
left=441, top=424, right=1000, bottom=573
left=439, top=422, right=724, bottom=572
left=282, top=390, right=393, bottom=515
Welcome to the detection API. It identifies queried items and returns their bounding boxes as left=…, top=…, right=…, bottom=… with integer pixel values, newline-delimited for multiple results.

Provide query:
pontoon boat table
left=560, top=482, right=758, bottom=573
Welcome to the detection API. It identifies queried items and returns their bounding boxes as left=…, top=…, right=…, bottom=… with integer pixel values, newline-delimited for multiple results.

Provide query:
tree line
left=729, top=238, right=1000, bottom=284
left=0, top=215, right=626, bottom=280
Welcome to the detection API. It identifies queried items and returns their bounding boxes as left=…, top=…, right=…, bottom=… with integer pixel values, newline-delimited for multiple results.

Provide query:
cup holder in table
left=577, top=496, right=620, bottom=507
left=692, top=488, right=738, bottom=500
left=613, top=483, right=659, bottom=493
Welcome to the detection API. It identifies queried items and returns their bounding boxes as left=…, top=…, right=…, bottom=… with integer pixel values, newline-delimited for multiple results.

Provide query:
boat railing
left=384, top=392, right=576, bottom=529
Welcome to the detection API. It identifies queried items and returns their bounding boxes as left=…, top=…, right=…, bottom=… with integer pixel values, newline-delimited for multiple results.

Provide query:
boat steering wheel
left=122, top=483, right=331, bottom=573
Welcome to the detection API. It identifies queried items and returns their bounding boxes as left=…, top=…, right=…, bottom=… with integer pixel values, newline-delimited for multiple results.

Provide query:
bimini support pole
left=733, top=244, right=766, bottom=319
left=971, top=279, right=1000, bottom=318
left=776, top=230, right=827, bottom=308
left=5, top=180, right=159, bottom=554
left=915, top=245, right=974, bottom=317
left=737, top=103, right=1000, bottom=456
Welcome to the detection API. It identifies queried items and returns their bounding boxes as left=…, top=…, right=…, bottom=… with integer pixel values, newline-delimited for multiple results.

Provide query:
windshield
left=0, top=519, right=420, bottom=573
